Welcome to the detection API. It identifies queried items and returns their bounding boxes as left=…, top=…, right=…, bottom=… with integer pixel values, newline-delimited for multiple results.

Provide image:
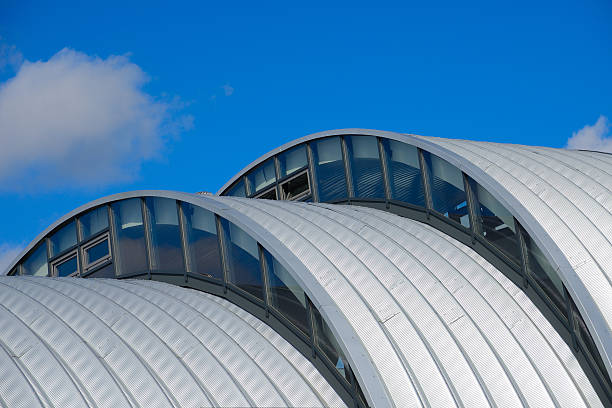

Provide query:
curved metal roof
left=216, top=128, right=612, bottom=378
left=3, top=189, right=609, bottom=407
left=204, top=197, right=603, bottom=408
left=0, top=276, right=345, bottom=408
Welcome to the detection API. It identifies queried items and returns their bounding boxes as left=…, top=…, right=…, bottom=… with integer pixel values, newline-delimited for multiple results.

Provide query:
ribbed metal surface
left=209, top=197, right=603, bottom=408
left=415, top=136, right=612, bottom=371
left=215, top=128, right=612, bottom=379
left=0, top=276, right=346, bottom=408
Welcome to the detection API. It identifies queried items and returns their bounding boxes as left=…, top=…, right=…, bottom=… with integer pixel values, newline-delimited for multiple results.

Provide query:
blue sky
left=0, top=0, right=611, bottom=269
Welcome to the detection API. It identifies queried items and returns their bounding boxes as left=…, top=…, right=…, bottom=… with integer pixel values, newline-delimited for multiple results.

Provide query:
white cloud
left=566, top=116, right=612, bottom=153
left=0, top=48, right=193, bottom=191
left=222, top=83, right=234, bottom=96
left=0, top=243, right=24, bottom=275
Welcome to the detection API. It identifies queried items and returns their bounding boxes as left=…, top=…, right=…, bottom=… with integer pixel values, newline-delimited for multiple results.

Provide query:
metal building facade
left=3, top=128, right=612, bottom=407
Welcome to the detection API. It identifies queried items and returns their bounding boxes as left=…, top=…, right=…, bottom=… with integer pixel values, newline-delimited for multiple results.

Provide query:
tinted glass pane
left=222, top=219, right=263, bottom=299
left=264, top=250, right=309, bottom=335
left=312, top=137, right=347, bottom=202
left=472, top=179, right=520, bottom=262
left=85, top=263, right=115, bottom=278
left=571, top=296, right=610, bottom=382
left=313, top=307, right=348, bottom=380
left=227, top=179, right=246, bottom=197
left=247, top=159, right=276, bottom=193
left=112, top=198, right=148, bottom=275
left=522, top=230, right=567, bottom=316
left=147, top=198, right=184, bottom=274
left=22, top=243, right=48, bottom=276
left=281, top=171, right=310, bottom=200
left=50, top=220, right=77, bottom=256
left=346, top=136, right=385, bottom=198
left=182, top=203, right=223, bottom=280
left=85, top=239, right=109, bottom=265
left=56, top=255, right=78, bottom=277
left=424, top=152, right=470, bottom=228
left=385, top=140, right=426, bottom=206
left=80, top=206, right=108, bottom=240
left=278, top=145, right=308, bottom=178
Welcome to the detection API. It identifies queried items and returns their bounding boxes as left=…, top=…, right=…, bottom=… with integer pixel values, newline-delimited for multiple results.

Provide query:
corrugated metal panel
left=0, top=276, right=345, bottom=408
left=211, top=197, right=603, bottom=408
left=213, top=128, right=612, bottom=379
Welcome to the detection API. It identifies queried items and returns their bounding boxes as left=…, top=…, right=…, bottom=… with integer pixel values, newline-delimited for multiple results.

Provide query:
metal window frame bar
left=340, top=135, right=355, bottom=199
left=377, top=137, right=392, bottom=207
left=306, top=142, right=320, bottom=202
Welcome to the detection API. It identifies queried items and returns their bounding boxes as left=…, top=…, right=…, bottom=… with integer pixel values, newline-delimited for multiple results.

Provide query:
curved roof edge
left=4, top=189, right=392, bottom=408
left=215, top=129, right=612, bottom=379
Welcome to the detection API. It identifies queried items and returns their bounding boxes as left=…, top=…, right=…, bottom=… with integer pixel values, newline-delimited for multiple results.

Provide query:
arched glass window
left=247, top=159, right=276, bottom=194
left=312, top=306, right=348, bottom=381
left=520, top=229, right=567, bottom=317
left=470, top=179, right=520, bottom=263
left=423, top=151, right=470, bottom=228
left=22, top=242, right=48, bottom=276
left=146, top=198, right=184, bottom=274
left=49, top=220, right=77, bottom=257
left=112, top=198, right=148, bottom=276
left=182, top=203, right=223, bottom=280
left=263, top=249, right=310, bottom=335
left=570, top=296, right=611, bottom=382
left=311, top=137, right=348, bottom=202
left=227, top=179, right=247, bottom=197
left=383, top=140, right=426, bottom=207
left=346, top=136, right=385, bottom=199
left=79, top=206, right=108, bottom=240
left=278, top=145, right=308, bottom=178
left=222, top=219, right=264, bottom=300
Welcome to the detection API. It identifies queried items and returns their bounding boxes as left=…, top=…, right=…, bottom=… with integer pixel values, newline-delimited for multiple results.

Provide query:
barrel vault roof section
left=215, top=128, right=612, bottom=377
left=205, top=197, right=603, bottom=408
left=0, top=276, right=346, bottom=408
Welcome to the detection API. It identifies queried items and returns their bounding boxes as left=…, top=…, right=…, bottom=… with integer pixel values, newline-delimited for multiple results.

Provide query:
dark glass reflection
left=570, top=296, right=611, bottom=382
left=384, top=140, right=426, bottom=206
left=312, top=137, right=348, bottom=202
left=182, top=203, right=223, bottom=280
left=471, top=179, right=520, bottom=263
left=227, top=179, right=247, bottom=197
left=521, top=229, right=567, bottom=316
left=85, top=263, right=115, bottom=278
left=278, top=145, right=308, bottom=178
left=247, top=159, right=276, bottom=194
left=313, top=307, right=348, bottom=380
left=424, top=152, right=470, bottom=228
left=264, top=249, right=309, bottom=335
left=281, top=171, right=310, bottom=200
left=222, top=219, right=264, bottom=299
left=147, top=198, right=184, bottom=274
left=112, top=198, right=148, bottom=276
left=56, top=255, right=78, bottom=277
left=50, top=220, right=77, bottom=256
left=85, top=239, right=110, bottom=265
left=80, top=206, right=108, bottom=240
left=346, top=136, right=385, bottom=198
left=22, top=242, right=48, bottom=276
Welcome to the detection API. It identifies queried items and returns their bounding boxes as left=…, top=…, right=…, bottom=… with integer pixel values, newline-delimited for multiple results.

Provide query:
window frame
left=50, top=249, right=79, bottom=277
left=80, top=232, right=112, bottom=274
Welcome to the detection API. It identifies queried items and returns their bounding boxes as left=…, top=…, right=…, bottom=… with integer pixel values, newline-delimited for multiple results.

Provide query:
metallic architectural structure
left=3, top=129, right=612, bottom=407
